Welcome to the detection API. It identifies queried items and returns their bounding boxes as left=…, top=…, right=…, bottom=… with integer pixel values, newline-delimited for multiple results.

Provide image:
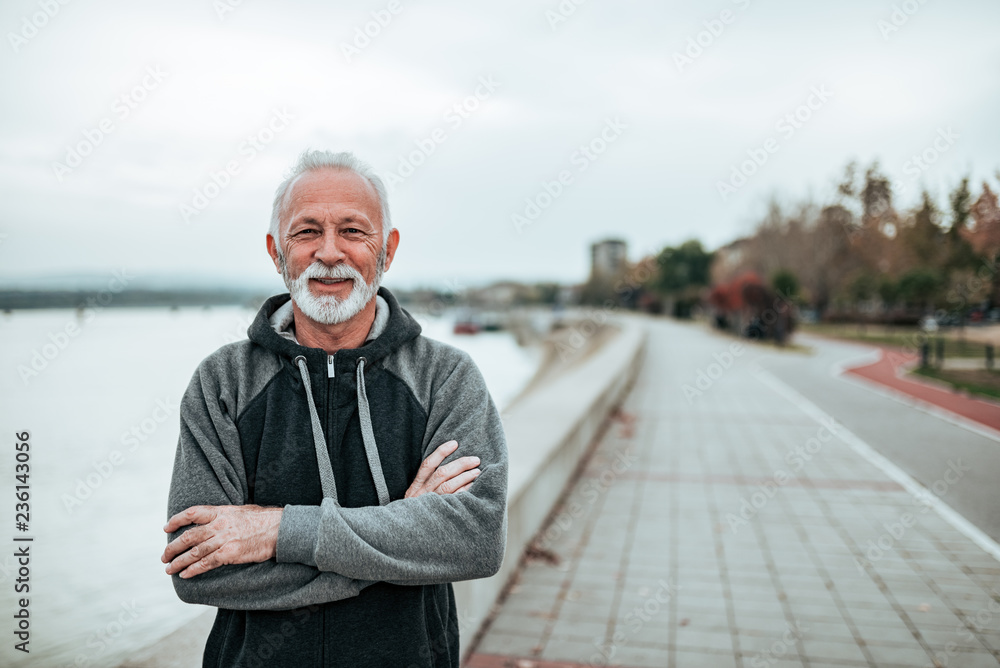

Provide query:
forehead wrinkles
left=284, top=169, right=381, bottom=226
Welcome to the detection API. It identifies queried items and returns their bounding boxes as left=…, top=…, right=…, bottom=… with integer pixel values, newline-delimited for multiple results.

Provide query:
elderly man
left=161, top=150, right=508, bottom=667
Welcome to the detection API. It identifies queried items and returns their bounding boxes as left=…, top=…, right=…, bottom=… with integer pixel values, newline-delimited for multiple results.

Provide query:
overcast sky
left=1, top=0, right=998, bottom=290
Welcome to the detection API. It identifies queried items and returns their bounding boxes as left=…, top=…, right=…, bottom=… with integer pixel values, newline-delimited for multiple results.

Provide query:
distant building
left=590, top=239, right=627, bottom=278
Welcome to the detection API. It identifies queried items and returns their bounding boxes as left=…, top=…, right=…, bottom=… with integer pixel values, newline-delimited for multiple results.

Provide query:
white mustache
left=300, top=262, right=365, bottom=283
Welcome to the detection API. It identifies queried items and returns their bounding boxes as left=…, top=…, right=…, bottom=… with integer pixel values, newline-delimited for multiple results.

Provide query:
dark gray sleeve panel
left=166, top=341, right=373, bottom=610
left=277, top=336, right=509, bottom=584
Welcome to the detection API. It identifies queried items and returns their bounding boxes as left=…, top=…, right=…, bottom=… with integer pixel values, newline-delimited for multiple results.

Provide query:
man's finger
left=407, top=440, right=458, bottom=495
left=178, top=545, right=232, bottom=579
left=438, top=468, right=481, bottom=495
left=163, top=505, right=218, bottom=534
left=429, top=456, right=480, bottom=492
left=165, top=535, right=224, bottom=575
left=161, top=525, right=211, bottom=563
left=455, top=482, right=474, bottom=493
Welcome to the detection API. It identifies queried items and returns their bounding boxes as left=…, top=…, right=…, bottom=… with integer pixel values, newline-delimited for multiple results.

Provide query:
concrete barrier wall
left=453, top=317, right=647, bottom=655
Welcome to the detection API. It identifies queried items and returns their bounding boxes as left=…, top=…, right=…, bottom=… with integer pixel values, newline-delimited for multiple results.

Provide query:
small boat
left=453, top=320, right=481, bottom=335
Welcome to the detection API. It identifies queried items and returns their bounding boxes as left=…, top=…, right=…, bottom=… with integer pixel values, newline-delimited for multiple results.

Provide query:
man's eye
left=296, top=229, right=319, bottom=236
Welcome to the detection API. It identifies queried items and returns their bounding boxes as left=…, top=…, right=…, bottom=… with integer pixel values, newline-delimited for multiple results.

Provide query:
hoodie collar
left=269, top=294, right=390, bottom=346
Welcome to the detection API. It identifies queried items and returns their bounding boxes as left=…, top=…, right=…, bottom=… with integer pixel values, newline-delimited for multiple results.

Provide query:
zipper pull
left=327, top=354, right=335, bottom=378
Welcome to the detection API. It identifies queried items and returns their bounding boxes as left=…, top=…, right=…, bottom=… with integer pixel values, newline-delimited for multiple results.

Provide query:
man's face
left=267, top=168, right=399, bottom=324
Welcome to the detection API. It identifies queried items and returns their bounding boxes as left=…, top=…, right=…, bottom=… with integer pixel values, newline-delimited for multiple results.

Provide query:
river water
left=0, top=305, right=539, bottom=668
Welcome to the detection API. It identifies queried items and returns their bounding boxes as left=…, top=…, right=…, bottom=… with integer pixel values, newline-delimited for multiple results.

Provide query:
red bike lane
left=843, top=346, right=1000, bottom=432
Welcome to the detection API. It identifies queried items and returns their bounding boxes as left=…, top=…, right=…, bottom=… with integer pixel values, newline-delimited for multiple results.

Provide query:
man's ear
left=266, top=234, right=282, bottom=274
left=383, top=228, right=400, bottom=273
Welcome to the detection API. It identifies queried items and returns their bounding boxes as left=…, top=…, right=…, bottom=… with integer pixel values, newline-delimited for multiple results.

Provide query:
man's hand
left=161, top=505, right=282, bottom=579
left=405, top=440, right=481, bottom=498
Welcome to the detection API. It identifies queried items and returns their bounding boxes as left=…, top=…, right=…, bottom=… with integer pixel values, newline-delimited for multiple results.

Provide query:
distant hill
left=0, top=287, right=276, bottom=310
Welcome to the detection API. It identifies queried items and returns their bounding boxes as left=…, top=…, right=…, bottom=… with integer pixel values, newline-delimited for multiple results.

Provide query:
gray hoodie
left=166, top=287, right=508, bottom=667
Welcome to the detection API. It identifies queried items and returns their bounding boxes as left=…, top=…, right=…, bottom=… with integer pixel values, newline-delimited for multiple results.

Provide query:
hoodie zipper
left=325, top=354, right=335, bottom=504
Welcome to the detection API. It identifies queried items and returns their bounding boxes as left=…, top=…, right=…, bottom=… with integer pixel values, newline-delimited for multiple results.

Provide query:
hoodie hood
left=269, top=294, right=391, bottom=348
left=247, top=286, right=422, bottom=372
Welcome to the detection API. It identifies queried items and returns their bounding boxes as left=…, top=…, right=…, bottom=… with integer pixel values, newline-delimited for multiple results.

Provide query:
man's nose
left=315, top=232, right=347, bottom=265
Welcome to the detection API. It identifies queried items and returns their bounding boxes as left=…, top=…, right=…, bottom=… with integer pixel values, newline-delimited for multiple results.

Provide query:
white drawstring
left=356, top=357, right=390, bottom=506
left=293, top=354, right=390, bottom=507
left=294, top=355, right=339, bottom=503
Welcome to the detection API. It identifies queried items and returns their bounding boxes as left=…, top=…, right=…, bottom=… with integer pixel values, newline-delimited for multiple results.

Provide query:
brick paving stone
left=475, top=630, right=545, bottom=658
left=672, top=649, right=739, bottom=667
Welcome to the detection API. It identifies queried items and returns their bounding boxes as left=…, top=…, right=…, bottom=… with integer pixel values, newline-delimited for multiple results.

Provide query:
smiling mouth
left=311, top=278, right=352, bottom=286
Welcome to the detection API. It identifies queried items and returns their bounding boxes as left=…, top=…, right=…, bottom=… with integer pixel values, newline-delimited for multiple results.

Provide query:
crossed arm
left=161, top=439, right=481, bottom=579
left=164, top=350, right=508, bottom=611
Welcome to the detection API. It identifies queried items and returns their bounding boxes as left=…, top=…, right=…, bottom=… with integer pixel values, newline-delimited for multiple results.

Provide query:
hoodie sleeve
left=275, top=349, right=509, bottom=584
left=167, top=356, right=375, bottom=610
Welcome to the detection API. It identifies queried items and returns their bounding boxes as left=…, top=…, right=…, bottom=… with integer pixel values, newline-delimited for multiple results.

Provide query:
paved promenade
left=466, top=319, right=1000, bottom=668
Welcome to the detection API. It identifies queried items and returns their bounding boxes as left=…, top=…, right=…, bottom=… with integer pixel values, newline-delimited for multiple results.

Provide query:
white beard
left=280, top=248, right=385, bottom=326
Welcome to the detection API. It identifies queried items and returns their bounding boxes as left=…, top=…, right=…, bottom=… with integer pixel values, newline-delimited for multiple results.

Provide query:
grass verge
left=801, top=323, right=990, bottom=359
left=911, top=366, right=1000, bottom=401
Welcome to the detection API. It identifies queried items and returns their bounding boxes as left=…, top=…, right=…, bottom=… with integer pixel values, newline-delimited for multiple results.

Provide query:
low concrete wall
left=121, top=316, right=647, bottom=667
left=453, top=316, right=647, bottom=656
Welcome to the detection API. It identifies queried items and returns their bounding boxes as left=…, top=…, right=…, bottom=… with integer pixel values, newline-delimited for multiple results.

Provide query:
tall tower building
left=590, top=238, right=628, bottom=277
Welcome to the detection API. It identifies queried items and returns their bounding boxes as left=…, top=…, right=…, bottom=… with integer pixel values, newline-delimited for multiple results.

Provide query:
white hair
left=269, top=150, right=392, bottom=251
